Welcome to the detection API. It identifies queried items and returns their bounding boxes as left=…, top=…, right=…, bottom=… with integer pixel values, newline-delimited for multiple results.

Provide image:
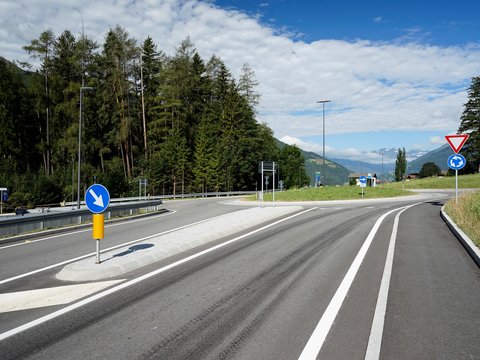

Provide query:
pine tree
left=23, top=30, right=55, bottom=175
left=279, top=145, right=308, bottom=188
left=395, top=148, right=407, bottom=182
left=459, top=76, right=480, bottom=173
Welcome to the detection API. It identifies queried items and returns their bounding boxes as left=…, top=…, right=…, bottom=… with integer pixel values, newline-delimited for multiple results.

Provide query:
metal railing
left=0, top=200, right=164, bottom=240
left=62, top=190, right=257, bottom=206
left=0, top=191, right=256, bottom=241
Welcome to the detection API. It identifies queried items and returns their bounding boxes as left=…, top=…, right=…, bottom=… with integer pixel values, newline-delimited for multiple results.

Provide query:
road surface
left=0, top=193, right=479, bottom=359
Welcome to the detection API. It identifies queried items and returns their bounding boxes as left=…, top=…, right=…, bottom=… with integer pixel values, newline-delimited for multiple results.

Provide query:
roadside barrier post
left=92, top=213, right=104, bottom=264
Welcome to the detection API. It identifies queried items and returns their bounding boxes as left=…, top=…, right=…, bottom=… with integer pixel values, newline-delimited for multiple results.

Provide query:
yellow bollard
left=92, top=213, right=104, bottom=239
left=92, top=214, right=104, bottom=264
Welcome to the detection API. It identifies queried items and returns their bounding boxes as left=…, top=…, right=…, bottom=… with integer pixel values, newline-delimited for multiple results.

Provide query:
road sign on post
left=448, top=154, right=467, bottom=204
left=445, top=134, right=469, bottom=154
left=85, top=184, right=110, bottom=264
left=0, top=187, right=7, bottom=215
left=85, top=184, right=110, bottom=214
left=448, top=154, right=466, bottom=171
left=358, top=176, right=367, bottom=198
left=259, top=161, right=276, bottom=207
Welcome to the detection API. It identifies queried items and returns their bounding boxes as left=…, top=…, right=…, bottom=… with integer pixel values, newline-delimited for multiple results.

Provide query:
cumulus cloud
left=430, top=136, right=447, bottom=145
left=280, top=135, right=389, bottom=162
left=1, top=0, right=479, bottom=154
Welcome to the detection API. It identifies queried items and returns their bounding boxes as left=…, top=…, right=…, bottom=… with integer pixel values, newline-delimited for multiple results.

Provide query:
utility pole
left=77, top=86, right=94, bottom=209
left=317, top=100, right=332, bottom=185
left=140, top=47, right=147, bottom=159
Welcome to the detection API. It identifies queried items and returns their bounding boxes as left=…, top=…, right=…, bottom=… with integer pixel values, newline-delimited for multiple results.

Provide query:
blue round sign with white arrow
left=448, top=154, right=466, bottom=171
left=85, top=184, right=110, bottom=214
left=359, top=176, right=367, bottom=184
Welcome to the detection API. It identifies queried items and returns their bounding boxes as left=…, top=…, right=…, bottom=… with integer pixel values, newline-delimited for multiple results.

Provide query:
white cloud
left=429, top=136, right=446, bottom=145
left=1, top=0, right=479, bottom=156
left=279, top=135, right=391, bottom=163
left=373, top=16, right=386, bottom=24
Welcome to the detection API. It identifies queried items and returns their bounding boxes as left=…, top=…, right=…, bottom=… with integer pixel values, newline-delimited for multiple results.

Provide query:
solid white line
left=364, top=204, right=417, bottom=360
left=0, top=210, right=249, bottom=286
left=0, top=207, right=317, bottom=341
left=0, top=210, right=177, bottom=250
left=298, top=205, right=411, bottom=360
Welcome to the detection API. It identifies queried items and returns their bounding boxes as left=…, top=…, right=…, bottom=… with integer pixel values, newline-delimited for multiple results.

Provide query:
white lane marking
left=0, top=280, right=124, bottom=313
left=364, top=204, right=416, bottom=359
left=0, top=207, right=317, bottom=341
left=0, top=210, right=177, bottom=250
left=0, top=210, right=250, bottom=286
left=298, top=204, right=420, bottom=360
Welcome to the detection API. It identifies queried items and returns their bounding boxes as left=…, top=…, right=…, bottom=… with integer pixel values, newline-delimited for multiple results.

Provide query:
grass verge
left=444, top=190, right=480, bottom=247
left=384, top=173, right=480, bottom=189
left=252, top=186, right=413, bottom=202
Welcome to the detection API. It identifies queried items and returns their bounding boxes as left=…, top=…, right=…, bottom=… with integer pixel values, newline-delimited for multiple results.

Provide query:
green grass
left=444, top=190, right=480, bottom=247
left=383, top=173, right=480, bottom=189
left=252, top=186, right=413, bottom=202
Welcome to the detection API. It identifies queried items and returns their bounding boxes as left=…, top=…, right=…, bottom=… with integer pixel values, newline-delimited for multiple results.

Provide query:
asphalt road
left=0, top=193, right=479, bottom=359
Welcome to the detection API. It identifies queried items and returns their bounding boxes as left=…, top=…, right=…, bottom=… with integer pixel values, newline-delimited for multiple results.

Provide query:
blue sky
left=216, top=0, right=479, bottom=46
left=213, top=0, right=480, bottom=161
left=1, top=0, right=479, bottom=162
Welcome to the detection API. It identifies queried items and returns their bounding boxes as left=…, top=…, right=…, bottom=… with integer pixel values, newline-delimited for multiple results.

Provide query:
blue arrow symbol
left=89, top=189, right=104, bottom=207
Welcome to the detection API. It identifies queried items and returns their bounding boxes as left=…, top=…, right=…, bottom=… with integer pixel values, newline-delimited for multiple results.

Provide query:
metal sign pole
left=261, top=161, right=264, bottom=208
left=455, top=169, right=458, bottom=204
left=273, top=162, right=276, bottom=206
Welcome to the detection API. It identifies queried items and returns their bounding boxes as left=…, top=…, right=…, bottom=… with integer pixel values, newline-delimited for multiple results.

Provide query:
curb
left=440, top=205, right=480, bottom=267
left=56, top=206, right=304, bottom=281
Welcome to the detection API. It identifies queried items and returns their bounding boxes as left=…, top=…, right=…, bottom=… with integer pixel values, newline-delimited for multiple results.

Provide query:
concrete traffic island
left=56, top=206, right=303, bottom=282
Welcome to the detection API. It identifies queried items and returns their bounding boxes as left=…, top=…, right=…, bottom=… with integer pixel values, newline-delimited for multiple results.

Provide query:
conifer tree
left=459, top=76, right=480, bottom=173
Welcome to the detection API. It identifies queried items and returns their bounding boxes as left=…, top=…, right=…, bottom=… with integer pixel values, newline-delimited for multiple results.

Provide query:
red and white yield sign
left=445, top=134, right=469, bottom=153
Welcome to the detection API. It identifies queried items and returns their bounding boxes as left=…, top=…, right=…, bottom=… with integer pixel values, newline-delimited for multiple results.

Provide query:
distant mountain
left=332, top=147, right=432, bottom=178
left=407, top=144, right=452, bottom=172
left=330, top=158, right=395, bottom=176
left=303, top=154, right=353, bottom=186
left=275, top=139, right=452, bottom=185
left=276, top=139, right=353, bottom=185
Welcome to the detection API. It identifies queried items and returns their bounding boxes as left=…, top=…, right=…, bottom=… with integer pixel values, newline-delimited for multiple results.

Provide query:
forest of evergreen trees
left=0, top=26, right=309, bottom=209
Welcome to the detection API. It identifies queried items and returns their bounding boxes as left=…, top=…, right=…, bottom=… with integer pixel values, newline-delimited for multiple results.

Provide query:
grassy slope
left=383, top=173, right=479, bottom=189
left=259, top=186, right=412, bottom=201
left=444, top=191, right=480, bottom=246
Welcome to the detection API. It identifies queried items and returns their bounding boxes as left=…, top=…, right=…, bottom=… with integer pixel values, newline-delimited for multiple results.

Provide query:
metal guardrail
left=0, top=200, right=164, bottom=240
left=62, top=190, right=257, bottom=206
left=0, top=191, right=256, bottom=240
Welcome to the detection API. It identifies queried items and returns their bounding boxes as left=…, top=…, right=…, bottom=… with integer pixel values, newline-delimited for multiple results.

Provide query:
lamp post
left=317, top=100, right=331, bottom=185
left=77, top=86, right=94, bottom=209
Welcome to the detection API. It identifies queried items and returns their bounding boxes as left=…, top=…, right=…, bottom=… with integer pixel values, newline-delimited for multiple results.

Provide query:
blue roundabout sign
left=447, top=154, right=466, bottom=171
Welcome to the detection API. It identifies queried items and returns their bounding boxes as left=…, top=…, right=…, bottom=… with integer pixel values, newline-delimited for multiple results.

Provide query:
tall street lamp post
left=317, top=100, right=331, bottom=185
left=77, top=86, right=94, bottom=209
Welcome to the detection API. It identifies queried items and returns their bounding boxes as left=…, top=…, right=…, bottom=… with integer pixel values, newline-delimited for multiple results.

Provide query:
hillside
left=407, top=144, right=452, bottom=172
left=276, top=139, right=353, bottom=185
left=330, top=158, right=395, bottom=176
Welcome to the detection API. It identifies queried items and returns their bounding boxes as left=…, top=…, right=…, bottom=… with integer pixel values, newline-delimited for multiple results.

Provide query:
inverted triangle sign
left=445, top=134, right=469, bottom=153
